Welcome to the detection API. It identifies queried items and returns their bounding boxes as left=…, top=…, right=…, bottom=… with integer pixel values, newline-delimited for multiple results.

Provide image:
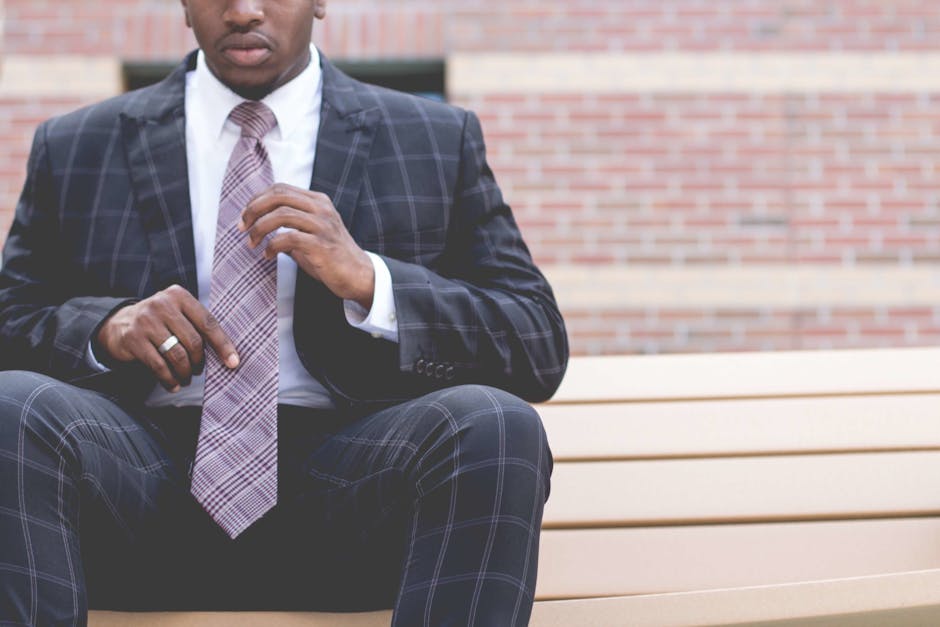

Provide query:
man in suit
left=0, top=0, right=567, bottom=625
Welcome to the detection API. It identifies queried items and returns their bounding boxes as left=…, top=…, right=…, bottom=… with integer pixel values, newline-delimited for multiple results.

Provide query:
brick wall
left=450, top=0, right=940, bottom=53
left=462, top=91, right=940, bottom=267
left=3, top=1, right=940, bottom=356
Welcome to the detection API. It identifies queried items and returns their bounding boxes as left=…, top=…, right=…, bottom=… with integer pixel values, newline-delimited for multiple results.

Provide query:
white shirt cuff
left=343, top=251, right=399, bottom=343
left=86, top=340, right=111, bottom=372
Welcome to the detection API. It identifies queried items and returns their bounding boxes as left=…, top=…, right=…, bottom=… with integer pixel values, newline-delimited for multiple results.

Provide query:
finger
left=247, top=206, right=317, bottom=248
left=158, top=286, right=209, bottom=376
left=263, top=230, right=312, bottom=261
left=177, top=295, right=240, bottom=369
left=239, top=183, right=303, bottom=232
left=159, top=336, right=193, bottom=387
left=240, top=184, right=328, bottom=232
left=134, top=340, right=182, bottom=393
left=161, top=314, right=205, bottom=385
left=115, top=302, right=180, bottom=390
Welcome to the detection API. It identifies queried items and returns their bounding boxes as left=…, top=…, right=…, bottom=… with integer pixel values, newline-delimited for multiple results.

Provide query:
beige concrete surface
left=449, top=52, right=940, bottom=94
left=543, top=265, right=940, bottom=310
left=0, top=55, right=122, bottom=97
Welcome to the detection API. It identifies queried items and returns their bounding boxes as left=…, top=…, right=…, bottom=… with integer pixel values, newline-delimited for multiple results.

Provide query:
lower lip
left=222, top=47, right=272, bottom=66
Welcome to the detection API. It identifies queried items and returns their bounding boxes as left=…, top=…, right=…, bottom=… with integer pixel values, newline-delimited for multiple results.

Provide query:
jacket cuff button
left=435, top=364, right=447, bottom=379
left=415, top=359, right=426, bottom=374
left=445, top=366, right=456, bottom=381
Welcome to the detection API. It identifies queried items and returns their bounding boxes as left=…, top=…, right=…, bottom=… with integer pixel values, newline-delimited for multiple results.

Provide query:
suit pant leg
left=294, top=384, right=553, bottom=626
left=0, top=371, right=201, bottom=626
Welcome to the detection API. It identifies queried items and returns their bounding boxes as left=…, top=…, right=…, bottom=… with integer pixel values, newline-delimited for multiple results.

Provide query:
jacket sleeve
left=384, top=110, right=568, bottom=402
left=0, top=122, right=135, bottom=382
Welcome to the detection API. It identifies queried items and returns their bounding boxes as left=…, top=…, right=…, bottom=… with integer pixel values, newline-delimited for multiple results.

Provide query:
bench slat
left=530, top=568, right=940, bottom=627
left=540, top=393, right=940, bottom=461
left=550, top=347, right=940, bottom=403
left=545, top=451, right=940, bottom=526
left=537, top=518, right=940, bottom=598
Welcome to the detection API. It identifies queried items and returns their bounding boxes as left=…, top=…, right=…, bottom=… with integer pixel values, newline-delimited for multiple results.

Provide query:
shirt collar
left=191, top=45, right=322, bottom=141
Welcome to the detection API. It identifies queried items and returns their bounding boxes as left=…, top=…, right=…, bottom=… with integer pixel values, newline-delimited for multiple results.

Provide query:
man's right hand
left=95, top=285, right=239, bottom=392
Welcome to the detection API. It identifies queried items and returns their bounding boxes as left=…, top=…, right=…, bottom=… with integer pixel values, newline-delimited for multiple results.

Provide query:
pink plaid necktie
left=192, top=101, right=279, bottom=538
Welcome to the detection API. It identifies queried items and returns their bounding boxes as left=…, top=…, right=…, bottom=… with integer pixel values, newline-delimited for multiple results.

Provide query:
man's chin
left=223, top=75, right=278, bottom=101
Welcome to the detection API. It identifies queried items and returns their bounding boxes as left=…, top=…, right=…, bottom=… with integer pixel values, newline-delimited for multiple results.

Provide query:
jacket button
left=445, top=366, right=456, bottom=381
left=435, top=364, right=447, bottom=379
left=424, top=362, right=436, bottom=377
left=415, top=359, right=426, bottom=374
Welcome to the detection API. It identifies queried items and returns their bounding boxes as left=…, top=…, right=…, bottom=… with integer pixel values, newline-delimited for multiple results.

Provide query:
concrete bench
left=91, top=347, right=940, bottom=625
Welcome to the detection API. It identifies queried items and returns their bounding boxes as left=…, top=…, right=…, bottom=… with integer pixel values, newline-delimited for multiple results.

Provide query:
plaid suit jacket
left=0, top=52, right=568, bottom=410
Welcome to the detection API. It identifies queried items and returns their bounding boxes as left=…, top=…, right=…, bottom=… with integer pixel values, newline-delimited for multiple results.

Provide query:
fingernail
left=237, top=219, right=246, bottom=232
left=171, top=385, right=181, bottom=394
left=227, top=354, right=240, bottom=368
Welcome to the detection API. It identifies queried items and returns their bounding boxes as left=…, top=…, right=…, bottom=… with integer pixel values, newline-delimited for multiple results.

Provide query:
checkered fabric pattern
left=0, top=373, right=550, bottom=626
left=192, top=101, right=279, bottom=539
left=0, top=372, right=181, bottom=625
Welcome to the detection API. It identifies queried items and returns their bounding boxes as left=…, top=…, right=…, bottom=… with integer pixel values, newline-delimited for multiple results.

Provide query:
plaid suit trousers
left=0, top=370, right=552, bottom=626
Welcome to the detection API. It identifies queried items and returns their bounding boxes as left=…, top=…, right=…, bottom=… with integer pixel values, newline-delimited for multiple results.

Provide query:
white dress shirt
left=91, top=46, right=398, bottom=408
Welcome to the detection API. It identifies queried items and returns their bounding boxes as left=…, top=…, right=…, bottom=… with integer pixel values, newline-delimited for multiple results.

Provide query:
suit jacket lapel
left=120, top=53, right=198, bottom=293
left=311, top=56, right=380, bottom=232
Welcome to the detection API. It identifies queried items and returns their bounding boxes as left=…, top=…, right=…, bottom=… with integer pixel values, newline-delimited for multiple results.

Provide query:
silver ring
left=157, top=335, right=180, bottom=355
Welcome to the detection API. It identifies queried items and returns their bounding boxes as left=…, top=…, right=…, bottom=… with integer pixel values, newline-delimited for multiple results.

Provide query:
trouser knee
left=0, top=370, right=72, bottom=448
left=0, top=370, right=126, bottom=477
left=421, top=385, right=553, bottom=499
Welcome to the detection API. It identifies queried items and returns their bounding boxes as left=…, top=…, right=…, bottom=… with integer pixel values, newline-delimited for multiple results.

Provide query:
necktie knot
left=229, top=101, right=277, bottom=140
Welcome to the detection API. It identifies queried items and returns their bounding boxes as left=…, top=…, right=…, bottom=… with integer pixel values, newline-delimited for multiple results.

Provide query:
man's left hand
left=239, top=183, right=375, bottom=309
